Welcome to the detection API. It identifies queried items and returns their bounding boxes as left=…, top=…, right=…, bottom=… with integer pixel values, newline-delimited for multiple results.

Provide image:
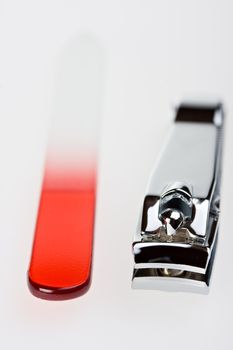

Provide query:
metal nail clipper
left=132, top=102, right=225, bottom=292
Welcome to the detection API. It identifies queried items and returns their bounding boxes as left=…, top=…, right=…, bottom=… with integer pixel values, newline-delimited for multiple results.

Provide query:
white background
left=0, top=1, right=233, bottom=349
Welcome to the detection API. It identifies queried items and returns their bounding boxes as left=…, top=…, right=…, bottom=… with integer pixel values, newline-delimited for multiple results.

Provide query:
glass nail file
left=28, top=37, right=103, bottom=300
left=132, top=101, right=225, bottom=293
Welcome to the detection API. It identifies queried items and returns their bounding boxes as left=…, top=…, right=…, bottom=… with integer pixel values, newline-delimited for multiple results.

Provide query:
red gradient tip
left=28, top=168, right=96, bottom=300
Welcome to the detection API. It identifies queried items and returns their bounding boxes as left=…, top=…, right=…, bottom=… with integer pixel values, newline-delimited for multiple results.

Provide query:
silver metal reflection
left=132, top=102, right=224, bottom=292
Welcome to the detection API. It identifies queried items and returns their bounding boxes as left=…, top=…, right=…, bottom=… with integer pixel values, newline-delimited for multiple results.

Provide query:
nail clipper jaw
left=132, top=102, right=224, bottom=291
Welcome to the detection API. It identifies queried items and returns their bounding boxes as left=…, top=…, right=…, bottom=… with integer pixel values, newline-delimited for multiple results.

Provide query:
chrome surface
left=132, top=102, right=224, bottom=292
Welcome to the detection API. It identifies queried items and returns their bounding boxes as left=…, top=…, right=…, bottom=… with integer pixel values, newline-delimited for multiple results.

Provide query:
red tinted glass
left=28, top=169, right=95, bottom=300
